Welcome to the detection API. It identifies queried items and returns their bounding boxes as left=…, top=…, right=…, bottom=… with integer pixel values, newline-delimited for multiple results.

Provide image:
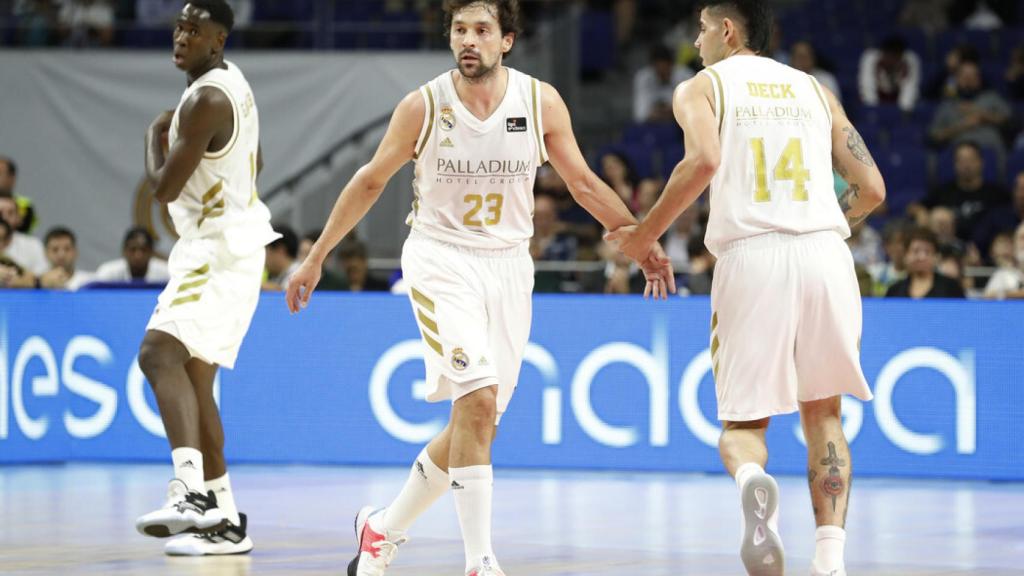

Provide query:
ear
left=502, top=32, right=515, bottom=55
left=721, top=16, right=737, bottom=45
left=215, top=29, right=227, bottom=52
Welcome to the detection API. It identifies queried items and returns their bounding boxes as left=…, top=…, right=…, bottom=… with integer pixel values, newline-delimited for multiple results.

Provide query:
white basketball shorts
left=401, top=230, right=534, bottom=422
left=710, top=230, right=873, bottom=421
left=146, top=232, right=266, bottom=369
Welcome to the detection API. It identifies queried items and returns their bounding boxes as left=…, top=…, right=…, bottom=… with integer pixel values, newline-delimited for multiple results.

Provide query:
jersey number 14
left=750, top=137, right=810, bottom=203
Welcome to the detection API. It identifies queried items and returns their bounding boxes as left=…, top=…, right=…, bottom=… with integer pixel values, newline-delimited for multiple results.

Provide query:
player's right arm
left=285, top=90, right=425, bottom=313
left=824, top=85, right=886, bottom=226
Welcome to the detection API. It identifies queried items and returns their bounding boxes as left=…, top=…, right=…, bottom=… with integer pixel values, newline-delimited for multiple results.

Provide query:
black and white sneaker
left=165, top=513, right=254, bottom=556
left=136, top=479, right=226, bottom=538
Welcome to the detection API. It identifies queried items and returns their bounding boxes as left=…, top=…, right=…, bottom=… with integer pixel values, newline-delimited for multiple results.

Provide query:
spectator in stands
left=790, top=41, right=840, bottom=100
left=594, top=239, right=645, bottom=295
left=58, top=0, right=114, bottom=47
left=598, top=151, right=659, bottom=216
left=39, top=226, right=93, bottom=290
left=0, top=220, right=35, bottom=288
left=263, top=224, right=299, bottom=291
left=298, top=229, right=320, bottom=263
left=535, top=165, right=600, bottom=245
left=928, top=206, right=966, bottom=256
left=1006, top=44, right=1024, bottom=100
left=858, top=35, right=921, bottom=112
left=663, top=205, right=700, bottom=271
left=983, top=222, right=1024, bottom=299
left=12, top=0, right=60, bottom=46
left=0, top=194, right=47, bottom=275
left=333, top=239, right=389, bottom=292
left=633, top=44, right=693, bottom=123
left=886, top=227, right=965, bottom=298
left=682, top=236, right=713, bottom=296
left=924, top=43, right=978, bottom=101
left=847, top=220, right=883, bottom=268
left=899, top=0, right=950, bottom=34
left=870, top=219, right=911, bottom=295
left=917, top=141, right=1008, bottom=241
left=988, top=230, right=1015, bottom=269
left=531, top=194, right=577, bottom=262
left=929, top=60, right=1012, bottom=155
left=94, top=227, right=170, bottom=283
left=0, top=156, right=38, bottom=234
left=974, top=170, right=1024, bottom=254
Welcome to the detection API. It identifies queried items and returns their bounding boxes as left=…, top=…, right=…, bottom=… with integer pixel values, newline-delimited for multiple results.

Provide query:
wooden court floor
left=0, top=463, right=1021, bottom=575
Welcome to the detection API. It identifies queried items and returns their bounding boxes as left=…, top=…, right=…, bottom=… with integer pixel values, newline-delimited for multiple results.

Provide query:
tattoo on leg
left=819, top=441, right=847, bottom=512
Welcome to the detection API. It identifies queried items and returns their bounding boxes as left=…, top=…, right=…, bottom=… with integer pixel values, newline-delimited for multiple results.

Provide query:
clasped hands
left=604, top=225, right=676, bottom=300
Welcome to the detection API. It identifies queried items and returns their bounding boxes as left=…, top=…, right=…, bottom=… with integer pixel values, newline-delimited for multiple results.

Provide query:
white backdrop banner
left=0, top=50, right=451, bottom=267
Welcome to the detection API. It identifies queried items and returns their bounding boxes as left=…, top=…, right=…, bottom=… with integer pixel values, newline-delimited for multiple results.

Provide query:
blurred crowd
left=4, top=0, right=1024, bottom=300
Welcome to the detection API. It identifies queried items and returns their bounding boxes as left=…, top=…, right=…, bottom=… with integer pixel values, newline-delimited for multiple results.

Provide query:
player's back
left=167, top=61, right=273, bottom=245
left=702, top=55, right=848, bottom=257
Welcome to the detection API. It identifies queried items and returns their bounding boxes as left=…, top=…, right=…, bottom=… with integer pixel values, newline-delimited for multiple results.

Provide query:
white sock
left=451, top=465, right=498, bottom=571
left=734, top=462, right=764, bottom=491
left=171, top=447, right=204, bottom=492
left=381, top=447, right=449, bottom=533
left=206, top=473, right=240, bottom=525
left=813, top=525, right=846, bottom=572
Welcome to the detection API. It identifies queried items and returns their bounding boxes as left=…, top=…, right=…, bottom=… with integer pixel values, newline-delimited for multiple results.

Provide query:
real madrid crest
left=451, top=347, right=470, bottom=371
left=440, top=105, right=456, bottom=131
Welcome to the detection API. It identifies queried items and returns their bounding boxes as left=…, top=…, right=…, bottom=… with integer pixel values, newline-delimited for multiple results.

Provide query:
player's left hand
left=640, top=243, right=676, bottom=300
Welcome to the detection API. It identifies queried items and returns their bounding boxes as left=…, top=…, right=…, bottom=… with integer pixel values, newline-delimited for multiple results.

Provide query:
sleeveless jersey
left=167, top=61, right=274, bottom=245
left=407, top=67, right=548, bottom=250
left=701, top=55, right=848, bottom=256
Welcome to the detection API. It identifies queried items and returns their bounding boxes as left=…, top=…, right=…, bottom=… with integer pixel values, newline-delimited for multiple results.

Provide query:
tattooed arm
left=822, top=86, right=886, bottom=227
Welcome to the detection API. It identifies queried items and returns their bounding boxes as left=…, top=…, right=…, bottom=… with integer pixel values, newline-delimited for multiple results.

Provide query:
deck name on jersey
left=746, top=82, right=795, bottom=100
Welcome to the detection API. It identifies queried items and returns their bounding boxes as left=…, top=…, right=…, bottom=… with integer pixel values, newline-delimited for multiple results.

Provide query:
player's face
left=46, top=237, right=76, bottom=271
left=172, top=4, right=224, bottom=72
left=695, top=9, right=725, bottom=66
left=450, top=3, right=513, bottom=81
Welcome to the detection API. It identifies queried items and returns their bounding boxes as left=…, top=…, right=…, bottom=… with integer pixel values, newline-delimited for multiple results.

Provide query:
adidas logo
left=179, top=460, right=196, bottom=470
left=478, top=356, right=489, bottom=366
left=415, top=460, right=427, bottom=480
left=441, top=137, right=454, bottom=148
left=451, top=480, right=465, bottom=490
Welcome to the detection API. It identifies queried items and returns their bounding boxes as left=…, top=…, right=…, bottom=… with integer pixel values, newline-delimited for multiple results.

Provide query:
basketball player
left=134, top=0, right=278, bottom=557
left=608, top=1, right=885, bottom=574
left=285, top=2, right=674, bottom=574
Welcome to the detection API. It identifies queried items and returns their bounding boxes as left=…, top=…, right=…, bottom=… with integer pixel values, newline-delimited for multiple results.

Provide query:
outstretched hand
left=605, top=225, right=676, bottom=300
left=285, top=259, right=322, bottom=314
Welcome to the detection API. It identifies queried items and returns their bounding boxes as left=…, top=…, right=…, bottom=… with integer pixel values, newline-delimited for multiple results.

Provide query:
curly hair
left=443, top=0, right=523, bottom=56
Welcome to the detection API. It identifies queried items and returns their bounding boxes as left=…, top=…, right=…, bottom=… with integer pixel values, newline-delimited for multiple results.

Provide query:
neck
left=911, top=270, right=933, bottom=281
left=958, top=175, right=982, bottom=190
left=454, top=66, right=507, bottom=106
left=724, top=45, right=756, bottom=60
left=187, top=55, right=225, bottom=85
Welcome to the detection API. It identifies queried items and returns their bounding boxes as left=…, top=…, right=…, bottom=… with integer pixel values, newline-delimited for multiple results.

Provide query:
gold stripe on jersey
left=422, top=330, right=443, bottom=356
left=530, top=78, right=545, bottom=164
left=705, top=68, right=725, bottom=134
left=807, top=75, right=831, bottom=124
left=411, top=287, right=435, bottom=313
left=186, top=264, right=210, bottom=278
left=201, top=180, right=223, bottom=204
left=415, top=85, right=436, bottom=160
left=417, top=309, right=439, bottom=335
left=710, top=310, right=720, bottom=379
left=199, top=200, right=226, bottom=227
left=249, top=151, right=258, bottom=206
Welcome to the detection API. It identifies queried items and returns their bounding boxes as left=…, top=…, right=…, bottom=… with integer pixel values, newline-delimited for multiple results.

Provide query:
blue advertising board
left=1, top=291, right=1022, bottom=480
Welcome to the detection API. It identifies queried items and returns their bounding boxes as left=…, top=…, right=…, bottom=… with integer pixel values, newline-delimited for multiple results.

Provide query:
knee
left=801, top=397, right=842, bottom=426
left=138, top=335, right=183, bottom=381
left=454, top=386, right=498, bottom=435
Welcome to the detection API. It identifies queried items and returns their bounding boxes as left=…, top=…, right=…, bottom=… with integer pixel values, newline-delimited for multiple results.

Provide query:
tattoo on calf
left=820, top=441, right=847, bottom=512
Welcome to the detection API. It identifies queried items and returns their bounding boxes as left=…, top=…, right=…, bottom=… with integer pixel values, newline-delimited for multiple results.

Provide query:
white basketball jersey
left=167, top=61, right=274, bottom=244
left=702, top=55, right=848, bottom=256
left=407, top=67, right=548, bottom=250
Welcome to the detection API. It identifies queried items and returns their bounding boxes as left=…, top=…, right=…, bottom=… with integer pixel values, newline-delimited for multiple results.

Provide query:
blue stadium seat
left=622, top=122, right=682, bottom=148
left=580, top=10, right=615, bottom=74
left=1006, top=148, right=1024, bottom=183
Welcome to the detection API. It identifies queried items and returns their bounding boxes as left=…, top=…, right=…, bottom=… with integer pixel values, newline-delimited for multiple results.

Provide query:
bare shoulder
left=539, top=81, right=563, bottom=108
left=674, top=73, right=712, bottom=100
left=391, top=88, right=427, bottom=131
left=180, top=85, right=233, bottom=124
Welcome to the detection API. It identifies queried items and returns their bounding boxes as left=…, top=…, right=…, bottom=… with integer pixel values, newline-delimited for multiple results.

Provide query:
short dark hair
left=45, top=226, right=76, bottom=247
left=0, top=156, right=16, bottom=177
left=338, top=239, right=368, bottom=261
left=954, top=140, right=983, bottom=158
left=187, top=0, right=234, bottom=33
left=701, top=0, right=773, bottom=54
left=123, top=226, right=155, bottom=250
left=880, top=35, right=907, bottom=55
left=269, top=224, right=299, bottom=259
left=905, top=227, right=938, bottom=251
left=443, top=0, right=522, bottom=49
